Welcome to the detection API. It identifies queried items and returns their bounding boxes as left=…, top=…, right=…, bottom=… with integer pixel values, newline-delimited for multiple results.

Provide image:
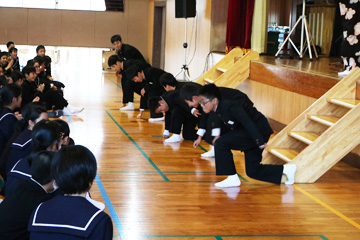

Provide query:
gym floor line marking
left=294, top=185, right=360, bottom=230
left=106, top=110, right=169, bottom=181
left=142, top=234, right=328, bottom=239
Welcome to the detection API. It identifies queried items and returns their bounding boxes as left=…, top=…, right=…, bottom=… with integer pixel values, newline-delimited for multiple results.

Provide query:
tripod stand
left=181, top=18, right=191, bottom=81
left=275, top=0, right=318, bottom=59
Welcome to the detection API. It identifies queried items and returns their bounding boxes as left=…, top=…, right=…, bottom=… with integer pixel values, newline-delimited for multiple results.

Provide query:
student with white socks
left=197, top=84, right=297, bottom=188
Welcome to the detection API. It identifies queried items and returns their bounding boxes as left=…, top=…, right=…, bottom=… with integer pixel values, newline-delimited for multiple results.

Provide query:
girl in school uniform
left=28, top=145, right=113, bottom=239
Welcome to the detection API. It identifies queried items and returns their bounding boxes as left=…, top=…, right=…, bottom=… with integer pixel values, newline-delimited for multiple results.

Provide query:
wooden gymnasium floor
left=50, top=48, right=360, bottom=240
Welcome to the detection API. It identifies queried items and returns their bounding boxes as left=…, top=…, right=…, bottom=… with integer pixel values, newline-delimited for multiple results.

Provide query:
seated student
left=148, top=83, right=201, bottom=143
left=0, top=151, right=56, bottom=240
left=28, top=145, right=113, bottom=239
left=108, top=54, right=150, bottom=110
left=159, top=73, right=189, bottom=92
left=5, top=120, right=61, bottom=196
left=21, top=66, right=83, bottom=115
left=53, top=119, right=75, bottom=146
left=9, top=47, right=20, bottom=71
left=9, top=70, right=24, bottom=86
left=2, top=102, right=48, bottom=176
left=35, top=45, right=53, bottom=80
left=6, top=41, right=15, bottom=51
left=0, top=52, right=13, bottom=76
left=197, top=84, right=297, bottom=187
left=180, top=83, right=254, bottom=158
left=0, top=84, right=22, bottom=159
left=125, top=65, right=166, bottom=121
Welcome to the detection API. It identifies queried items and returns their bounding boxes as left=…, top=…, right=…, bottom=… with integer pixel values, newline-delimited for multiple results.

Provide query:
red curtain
left=226, top=0, right=255, bottom=51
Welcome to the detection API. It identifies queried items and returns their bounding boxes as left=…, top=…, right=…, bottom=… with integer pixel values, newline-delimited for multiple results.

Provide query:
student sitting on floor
left=35, top=45, right=53, bottom=80
left=197, top=84, right=297, bottom=187
left=9, top=47, right=20, bottom=72
left=21, top=66, right=83, bottom=115
left=125, top=65, right=166, bottom=121
left=0, top=52, right=13, bottom=76
left=0, top=151, right=56, bottom=240
left=53, top=119, right=75, bottom=147
left=28, top=145, right=113, bottom=240
left=5, top=120, right=61, bottom=196
left=6, top=41, right=15, bottom=51
left=9, top=70, right=24, bottom=86
left=108, top=54, right=150, bottom=110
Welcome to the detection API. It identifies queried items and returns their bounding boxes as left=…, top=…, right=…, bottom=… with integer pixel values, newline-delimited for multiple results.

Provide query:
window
left=0, top=0, right=107, bottom=11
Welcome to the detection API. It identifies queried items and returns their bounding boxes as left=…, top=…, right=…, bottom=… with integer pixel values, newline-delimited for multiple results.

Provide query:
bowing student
left=197, top=84, right=297, bottom=187
left=28, top=145, right=113, bottom=240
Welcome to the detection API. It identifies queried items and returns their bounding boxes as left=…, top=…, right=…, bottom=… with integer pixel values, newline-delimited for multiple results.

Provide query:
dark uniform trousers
left=214, top=129, right=284, bottom=184
left=169, top=106, right=198, bottom=140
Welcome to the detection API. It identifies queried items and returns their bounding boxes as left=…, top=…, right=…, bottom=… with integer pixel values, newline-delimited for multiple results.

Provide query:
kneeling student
left=197, top=84, right=297, bottom=187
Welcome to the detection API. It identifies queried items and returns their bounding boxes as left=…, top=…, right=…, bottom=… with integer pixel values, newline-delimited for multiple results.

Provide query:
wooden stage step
left=268, top=148, right=301, bottom=162
left=204, top=78, right=215, bottom=84
left=328, top=98, right=360, bottom=108
left=217, top=67, right=227, bottom=73
left=288, top=131, right=320, bottom=145
left=307, top=115, right=340, bottom=127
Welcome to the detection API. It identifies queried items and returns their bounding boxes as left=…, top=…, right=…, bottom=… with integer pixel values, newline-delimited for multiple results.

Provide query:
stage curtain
left=251, top=0, right=267, bottom=53
left=226, top=0, right=255, bottom=52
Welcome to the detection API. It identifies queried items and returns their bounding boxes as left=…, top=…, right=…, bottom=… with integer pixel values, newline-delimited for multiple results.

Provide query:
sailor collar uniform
left=6, top=129, right=32, bottom=173
left=5, top=156, right=31, bottom=196
left=28, top=195, right=113, bottom=239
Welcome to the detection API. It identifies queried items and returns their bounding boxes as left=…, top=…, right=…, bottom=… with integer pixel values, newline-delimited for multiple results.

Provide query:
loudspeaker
left=175, top=0, right=196, bottom=18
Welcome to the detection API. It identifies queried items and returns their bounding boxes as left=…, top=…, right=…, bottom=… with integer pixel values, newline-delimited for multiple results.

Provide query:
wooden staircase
left=196, top=48, right=259, bottom=88
left=261, top=68, right=360, bottom=183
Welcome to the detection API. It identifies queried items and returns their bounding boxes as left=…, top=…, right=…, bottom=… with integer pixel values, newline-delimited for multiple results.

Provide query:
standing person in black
left=197, top=84, right=297, bottom=188
left=0, top=151, right=56, bottom=240
left=111, top=34, right=150, bottom=110
left=108, top=54, right=150, bottom=110
left=126, top=65, right=166, bottom=121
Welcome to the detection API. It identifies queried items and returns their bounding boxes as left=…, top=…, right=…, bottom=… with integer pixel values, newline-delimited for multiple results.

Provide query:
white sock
left=201, top=145, right=215, bottom=157
left=163, top=129, right=170, bottom=137
left=164, top=134, right=181, bottom=143
left=283, top=164, right=297, bottom=185
left=215, top=174, right=241, bottom=188
left=148, top=116, right=165, bottom=122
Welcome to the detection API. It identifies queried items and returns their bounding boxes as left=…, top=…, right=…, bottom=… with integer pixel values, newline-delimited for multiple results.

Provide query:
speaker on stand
left=175, top=0, right=196, bottom=80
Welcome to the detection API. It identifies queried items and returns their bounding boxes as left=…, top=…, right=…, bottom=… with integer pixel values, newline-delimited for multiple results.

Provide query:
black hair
left=20, top=102, right=47, bottom=129
left=9, top=47, right=17, bottom=54
left=180, top=83, right=202, bottom=101
left=52, top=145, right=97, bottom=195
left=10, top=70, right=23, bottom=84
left=147, top=96, right=162, bottom=113
left=111, top=34, right=122, bottom=43
left=33, top=56, right=45, bottom=65
left=6, top=41, right=14, bottom=48
left=198, top=84, right=222, bottom=100
left=125, top=65, right=142, bottom=81
left=0, top=52, right=9, bottom=58
left=53, top=119, right=70, bottom=137
left=159, top=73, right=177, bottom=88
left=36, top=45, right=45, bottom=53
left=108, top=55, right=124, bottom=67
left=0, top=75, right=7, bottom=87
left=22, top=66, right=36, bottom=77
left=44, top=55, right=52, bottom=66
left=30, top=151, right=55, bottom=185
left=31, top=120, right=61, bottom=153
left=0, top=83, right=22, bottom=107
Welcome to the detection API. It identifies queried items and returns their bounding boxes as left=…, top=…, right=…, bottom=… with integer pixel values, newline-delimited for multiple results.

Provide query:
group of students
left=0, top=43, right=113, bottom=239
left=108, top=34, right=298, bottom=188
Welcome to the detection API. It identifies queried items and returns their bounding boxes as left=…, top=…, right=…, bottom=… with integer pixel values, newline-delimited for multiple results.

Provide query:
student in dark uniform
left=126, top=65, right=166, bottom=121
left=159, top=72, right=189, bottom=92
left=197, top=84, right=297, bottom=187
left=180, top=83, right=254, bottom=158
left=5, top=120, right=61, bottom=196
left=108, top=54, right=150, bottom=110
left=0, top=84, right=22, bottom=158
left=0, top=151, right=56, bottom=240
left=0, top=52, right=13, bottom=76
left=3, top=102, right=48, bottom=176
left=28, top=145, right=113, bottom=240
left=9, top=47, right=20, bottom=72
left=53, top=119, right=75, bottom=147
left=148, top=85, right=199, bottom=143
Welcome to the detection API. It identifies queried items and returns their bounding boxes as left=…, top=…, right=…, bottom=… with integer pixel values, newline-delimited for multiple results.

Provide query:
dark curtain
left=226, top=0, right=255, bottom=50
left=329, top=0, right=342, bottom=57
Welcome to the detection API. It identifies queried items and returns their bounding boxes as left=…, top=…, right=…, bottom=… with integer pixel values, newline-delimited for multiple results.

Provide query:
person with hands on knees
left=197, top=84, right=297, bottom=188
